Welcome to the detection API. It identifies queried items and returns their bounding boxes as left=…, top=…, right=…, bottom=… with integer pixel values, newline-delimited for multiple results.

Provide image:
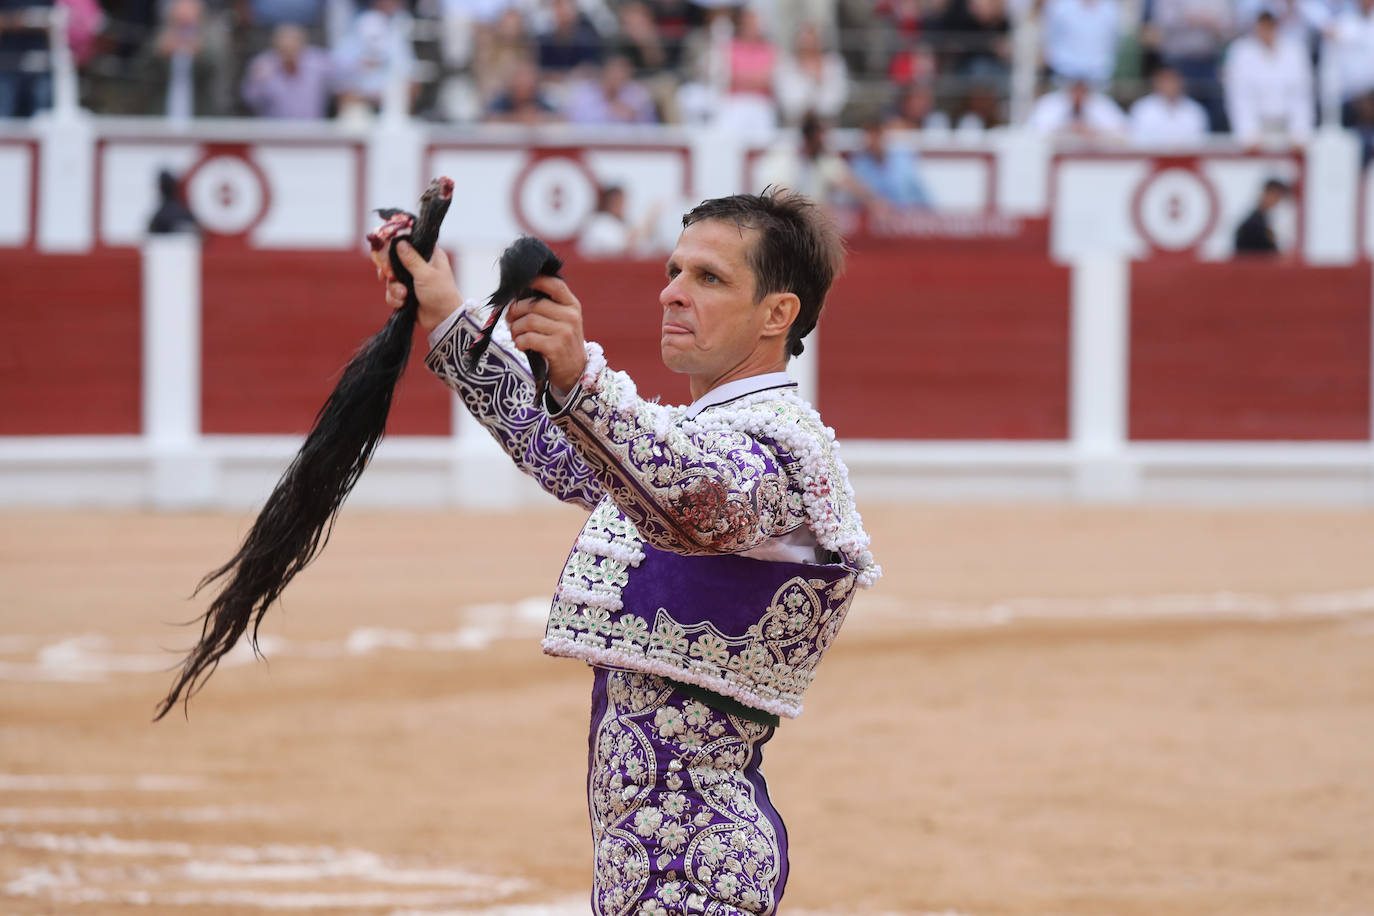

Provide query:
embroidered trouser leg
left=587, top=667, right=789, bottom=916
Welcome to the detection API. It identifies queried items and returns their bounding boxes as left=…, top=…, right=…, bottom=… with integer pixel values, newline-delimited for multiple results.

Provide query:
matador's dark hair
left=681, top=187, right=845, bottom=358
left=154, top=177, right=454, bottom=721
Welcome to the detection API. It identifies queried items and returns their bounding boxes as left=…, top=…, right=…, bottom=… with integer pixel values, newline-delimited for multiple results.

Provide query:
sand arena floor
left=1, top=504, right=1372, bottom=916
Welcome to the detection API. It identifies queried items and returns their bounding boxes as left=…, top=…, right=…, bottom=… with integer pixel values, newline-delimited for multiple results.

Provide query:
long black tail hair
left=154, top=177, right=454, bottom=721
left=465, top=236, right=564, bottom=404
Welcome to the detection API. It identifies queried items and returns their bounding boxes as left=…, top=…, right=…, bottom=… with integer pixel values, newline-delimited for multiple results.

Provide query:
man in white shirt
left=1029, top=78, right=1129, bottom=139
left=1042, top=0, right=1121, bottom=86
left=1328, top=0, right=1374, bottom=119
left=1151, top=0, right=1234, bottom=129
left=1130, top=64, right=1211, bottom=143
left=1223, top=9, right=1314, bottom=146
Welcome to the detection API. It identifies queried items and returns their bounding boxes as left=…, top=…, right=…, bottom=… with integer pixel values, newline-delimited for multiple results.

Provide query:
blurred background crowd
left=0, top=0, right=1370, bottom=152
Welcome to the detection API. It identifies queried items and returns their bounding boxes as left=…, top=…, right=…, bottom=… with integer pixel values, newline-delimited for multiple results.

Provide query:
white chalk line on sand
left=2, top=832, right=531, bottom=910
left=856, top=585, right=1374, bottom=630
left=390, top=907, right=971, bottom=916
left=2, top=588, right=1370, bottom=684
left=0, top=805, right=272, bottom=826
left=0, top=774, right=203, bottom=793
left=0, top=597, right=551, bottom=683
left=0, top=832, right=965, bottom=915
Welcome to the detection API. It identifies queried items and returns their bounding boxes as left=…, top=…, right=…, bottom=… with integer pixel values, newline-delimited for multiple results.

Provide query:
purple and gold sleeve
left=549, top=349, right=808, bottom=556
left=425, top=309, right=605, bottom=510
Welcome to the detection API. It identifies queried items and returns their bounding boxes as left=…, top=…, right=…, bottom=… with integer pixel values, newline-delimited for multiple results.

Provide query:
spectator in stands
left=887, top=80, right=952, bottom=130
left=929, top=0, right=1012, bottom=86
left=849, top=117, right=934, bottom=208
left=537, top=0, right=602, bottom=79
left=563, top=53, right=658, bottom=124
left=640, top=0, right=697, bottom=48
left=60, top=0, right=103, bottom=68
left=773, top=0, right=838, bottom=53
left=672, top=5, right=767, bottom=136
left=1041, top=0, right=1120, bottom=87
left=1233, top=176, right=1290, bottom=255
left=886, top=39, right=937, bottom=87
left=438, top=0, right=518, bottom=73
left=485, top=55, right=558, bottom=123
left=331, top=0, right=417, bottom=119
left=867, top=0, right=924, bottom=78
left=774, top=20, right=848, bottom=126
left=473, top=7, right=535, bottom=100
left=1349, top=90, right=1374, bottom=166
left=708, top=5, right=778, bottom=141
left=138, top=0, right=225, bottom=119
left=101, top=0, right=151, bottom=56
left=954, top=77, right=1004, bottom=132
left=578, top=184, right=662, bottom=257
left=1028, top=78, right=1128, bottom=139
left=1327, top=0, right=1374, bottom=123
left=1152, top=0, right=1233, bottom=130
left=1222, top=10, right=1312, bottom=148
left=757, top=112, right=888, bottom=212
left=247, top=0, right=324, bottom=28
left=147, top=169, right=199, bottom=234
left=0, top=0, right=53, bottom=118
left=1129, top=64, right=1210, bottom=143
left=241, top=24, right=332, bottom=118
left=1235, top=0, right=1313, bottom=47
left=876, top=0, right=923, bottom=40
left=613, top=0, right=677, bottom=73
left=611, top=0, right=680, bottom=120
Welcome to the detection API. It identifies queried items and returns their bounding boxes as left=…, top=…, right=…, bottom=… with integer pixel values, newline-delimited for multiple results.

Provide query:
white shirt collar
left=684, top=372, right=796, bottom=420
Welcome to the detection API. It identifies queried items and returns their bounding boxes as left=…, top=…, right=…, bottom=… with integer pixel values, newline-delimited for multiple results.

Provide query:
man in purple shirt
left=241, top=24, right=332, bottom=118
left=563, top=53, right=658, bottom=124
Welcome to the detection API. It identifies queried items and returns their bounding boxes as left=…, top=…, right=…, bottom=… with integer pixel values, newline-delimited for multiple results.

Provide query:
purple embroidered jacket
left=425, top=304, right=879, bottom=719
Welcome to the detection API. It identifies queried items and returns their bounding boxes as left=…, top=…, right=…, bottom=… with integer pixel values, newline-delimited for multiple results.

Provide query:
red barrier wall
left=201, top=251, right=450, bottom=435
left=819, top=250, right=1072, bottom=438
left=6, top=249, right=1367, bottom=443
left=0, top=251, right=142, bottom=435
left=1130, top=262, right=1371, bottom=440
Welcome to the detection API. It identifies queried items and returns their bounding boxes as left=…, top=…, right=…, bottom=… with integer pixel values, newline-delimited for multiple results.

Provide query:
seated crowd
left=0, top=0, right=1370, bottom=161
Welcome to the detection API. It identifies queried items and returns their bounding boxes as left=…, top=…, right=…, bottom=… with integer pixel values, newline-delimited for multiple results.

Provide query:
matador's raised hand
left=386, top=240, right=462, bottom=334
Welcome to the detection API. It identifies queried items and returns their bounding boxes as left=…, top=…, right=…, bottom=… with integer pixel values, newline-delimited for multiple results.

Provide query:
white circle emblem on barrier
left=1134, top=167, right=1215, bottom=251
left=186, top=155, right=266, bottom=235
left=514, top=157, right=597, bottom=240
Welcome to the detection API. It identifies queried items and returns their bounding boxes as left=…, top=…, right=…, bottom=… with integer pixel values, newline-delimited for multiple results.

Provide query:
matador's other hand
left=506, top=275, right=588, bottom=393
left=390, top=241, right=462, bottom=334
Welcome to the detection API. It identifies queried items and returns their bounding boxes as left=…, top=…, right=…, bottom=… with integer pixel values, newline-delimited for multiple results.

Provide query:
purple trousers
left=587, top=667, right=789, bottom=916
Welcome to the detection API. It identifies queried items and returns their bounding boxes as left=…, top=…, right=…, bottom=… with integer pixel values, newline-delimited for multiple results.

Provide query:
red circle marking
left=179, top=145, right=272, bottom=242
left=1128, top=160, right=1220, bottom=255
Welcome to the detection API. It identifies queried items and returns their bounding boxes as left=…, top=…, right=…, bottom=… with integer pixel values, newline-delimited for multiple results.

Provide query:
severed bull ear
left=155, top=177, right=455, bottom=721
left=465, top=236, right=564, bottom=404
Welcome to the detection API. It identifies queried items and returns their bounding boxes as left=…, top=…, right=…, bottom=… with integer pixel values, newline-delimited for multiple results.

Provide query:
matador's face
left=659, top=220, right=782, bottom=386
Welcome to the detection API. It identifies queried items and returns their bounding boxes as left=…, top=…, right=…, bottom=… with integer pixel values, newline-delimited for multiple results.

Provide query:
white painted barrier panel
left=919, top=157, right=991, bottom=212
left=0, top=144, right=31, bottom=245
left=36, top=116, right=94, bottom=251
left=1052, top=159, right=1150, bottom=260
left=142, top=235, right=215, bottom=508
left=1364, top=160, right=1374, bottom=261
left=1052, top=152, right=1303, bottom=261
left=428, top=143, right=691, bottom=248
left=1303, top=129, right=1361, bottom=264
left=251, top=146, right=360, bottom=248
